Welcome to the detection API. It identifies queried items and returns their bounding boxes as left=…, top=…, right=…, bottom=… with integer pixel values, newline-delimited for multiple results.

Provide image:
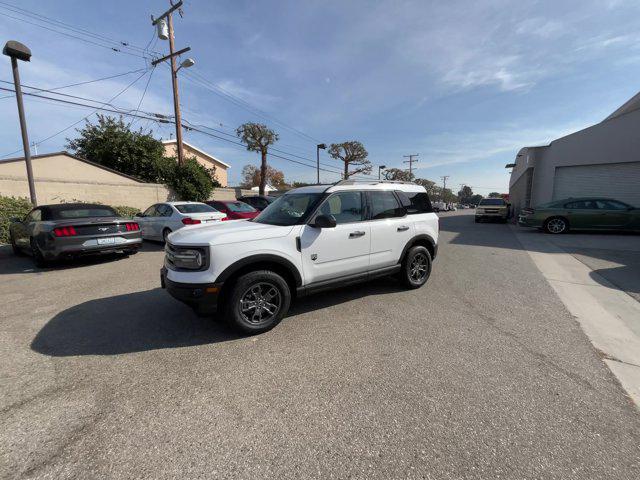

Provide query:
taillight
left=53, top=226, right=77, bottom=237
left=182, top=217, right=201, bottom=225
left=125, top=222, right=139, bottom=231
left=221, top=216, right=229, bottom=221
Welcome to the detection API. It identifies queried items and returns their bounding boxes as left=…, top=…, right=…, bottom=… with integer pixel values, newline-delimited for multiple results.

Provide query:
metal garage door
left=552, top=162, right=640, bottom=207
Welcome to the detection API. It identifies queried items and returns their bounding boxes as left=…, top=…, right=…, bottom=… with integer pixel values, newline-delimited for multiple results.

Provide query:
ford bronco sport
left=160, top=180, right=439, bottom=334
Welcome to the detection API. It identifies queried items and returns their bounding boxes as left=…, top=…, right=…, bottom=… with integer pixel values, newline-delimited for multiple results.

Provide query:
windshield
left=174, top=203, right=217, bottom=214
left=226, top=201, right=256, bottom=213
left=254, top=193, right=323, bottom=226
left=51, top=206, right=117, bottom=219
left=479, top=198, right=505, bottom=206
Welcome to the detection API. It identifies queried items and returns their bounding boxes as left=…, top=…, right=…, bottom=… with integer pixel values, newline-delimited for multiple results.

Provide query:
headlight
left=165, top=243, right=208, bottom=271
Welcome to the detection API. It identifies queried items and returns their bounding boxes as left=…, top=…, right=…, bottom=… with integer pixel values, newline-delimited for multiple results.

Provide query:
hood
left=168, top=220, right=294, bottom=246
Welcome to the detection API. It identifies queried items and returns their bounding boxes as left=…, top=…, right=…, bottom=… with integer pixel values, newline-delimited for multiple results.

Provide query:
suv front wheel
left=226, top=270, right=291, bottom=334
left=400, top=245, right=432, bottom=289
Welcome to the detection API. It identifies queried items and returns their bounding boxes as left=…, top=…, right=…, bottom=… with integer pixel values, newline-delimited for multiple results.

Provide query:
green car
left=518, top=197, right=640, bottom=234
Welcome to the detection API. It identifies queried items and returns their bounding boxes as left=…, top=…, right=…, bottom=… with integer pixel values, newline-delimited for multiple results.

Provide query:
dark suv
left=236, top=195, right=276, bottom=211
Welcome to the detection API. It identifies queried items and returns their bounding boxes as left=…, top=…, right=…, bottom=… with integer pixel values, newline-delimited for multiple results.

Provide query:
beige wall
left=163, top=143, right=229, bottom=187
left=209, top=187, right=253, bottom=201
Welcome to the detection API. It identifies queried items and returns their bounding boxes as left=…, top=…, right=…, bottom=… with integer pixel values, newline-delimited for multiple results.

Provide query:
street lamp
left=316, top=143, right=327, bottom=184
left=3, top=40, right=37, bottom=205
left=378, top=165, right=386, bottom=180
left=176, top=57, right=195, bottom=71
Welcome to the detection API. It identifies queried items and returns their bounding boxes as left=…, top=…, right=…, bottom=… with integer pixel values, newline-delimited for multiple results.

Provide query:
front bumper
left=160, top=267, right=222, bottom=314
left=518, top=216, right=543, bottom=228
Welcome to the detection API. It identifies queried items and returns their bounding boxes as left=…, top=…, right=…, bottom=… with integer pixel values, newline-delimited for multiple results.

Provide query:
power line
left=128, top=66, right=157, bottom=128
left=0, top=69, right=151, bottom=158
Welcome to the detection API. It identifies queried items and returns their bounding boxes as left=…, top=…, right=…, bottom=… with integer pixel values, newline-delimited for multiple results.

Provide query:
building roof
left=162, top=140, right=231, bottom=168
left=604, top=90, right=640, bottom=122
left=0, top=151, right=144, bottom=183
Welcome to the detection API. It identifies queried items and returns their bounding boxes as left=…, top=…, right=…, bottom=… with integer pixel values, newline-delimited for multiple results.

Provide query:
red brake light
left=53, top=226, right=77, bottom=237
left=125, top=222, right=139, bottom=231
left=182, top=217, right=201, bottom=225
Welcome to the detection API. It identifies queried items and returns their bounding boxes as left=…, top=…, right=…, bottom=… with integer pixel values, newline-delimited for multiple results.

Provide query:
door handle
left=397, top=226, right=410, bottom=232
left=349, top=231, right=366, bottom=238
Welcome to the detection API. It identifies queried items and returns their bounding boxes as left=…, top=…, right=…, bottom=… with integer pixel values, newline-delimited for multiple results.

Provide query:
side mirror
left=313, top=214, right=337, bottom=228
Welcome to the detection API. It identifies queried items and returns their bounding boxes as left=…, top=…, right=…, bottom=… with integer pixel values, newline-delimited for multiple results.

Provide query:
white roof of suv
left=288, top=180, right=425, bottom=195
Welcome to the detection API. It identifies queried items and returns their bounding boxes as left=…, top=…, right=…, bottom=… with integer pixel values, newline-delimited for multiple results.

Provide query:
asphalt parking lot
left=2, top=210, right=639, bottom=479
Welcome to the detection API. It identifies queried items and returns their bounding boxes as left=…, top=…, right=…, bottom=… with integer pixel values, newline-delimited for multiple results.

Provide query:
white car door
left=367, top=190, right=413, bottom=270
left=300, top=191, right=370, bottom=284
left=155, top=204, right=177, bottom=237
left=138, top=204, right=159, bottom=239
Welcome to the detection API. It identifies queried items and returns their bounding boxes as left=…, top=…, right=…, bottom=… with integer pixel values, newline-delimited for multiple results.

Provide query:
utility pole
left=440, top=175, right=450, bottom=202
left=316, top=144, right=326, bottom=184
left=3, top=40, right=37, bottom=205
left=403, top=154, right=419, bottom=176
left=152, top=1, right=191, bottom=166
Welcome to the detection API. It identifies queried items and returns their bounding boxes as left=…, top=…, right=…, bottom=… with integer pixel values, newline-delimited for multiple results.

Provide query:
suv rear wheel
left=226, top=270, right=291, bottom=334
left=400, top=245, right=432, bottom=289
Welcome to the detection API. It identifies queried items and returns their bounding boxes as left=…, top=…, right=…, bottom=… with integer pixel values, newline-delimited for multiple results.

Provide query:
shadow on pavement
left=31, top=288, right=240, bottom=356
left=0, top=242, right=164, bottom=275
left=32, top=278, right=406, bottom=357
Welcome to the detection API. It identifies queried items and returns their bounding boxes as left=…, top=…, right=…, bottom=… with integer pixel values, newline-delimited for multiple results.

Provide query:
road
left=1, top=210, right=639, bottom=479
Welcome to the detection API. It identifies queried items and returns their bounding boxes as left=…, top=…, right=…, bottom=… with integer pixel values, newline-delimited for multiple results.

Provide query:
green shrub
left=0, top=196, right=32, bottom=244
left=167, top=158, right=219, bottom=202
left=112, top=205, right=140, bottom=218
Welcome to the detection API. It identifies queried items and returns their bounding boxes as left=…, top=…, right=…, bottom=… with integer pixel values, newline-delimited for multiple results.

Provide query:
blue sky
left=1, top=0, right=640, bottom=193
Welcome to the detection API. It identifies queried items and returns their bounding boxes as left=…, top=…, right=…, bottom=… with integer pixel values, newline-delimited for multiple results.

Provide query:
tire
left=10, top=233, right=22, bottom=255
left=30, top=238, right=48, bottom=268
left=162, top=228, right=172, bottom=243
left=544, top=217, right=569, bottom=234
left=400, top=246, right=432, bottom=289
left=226, top=270, right=291, bottom=334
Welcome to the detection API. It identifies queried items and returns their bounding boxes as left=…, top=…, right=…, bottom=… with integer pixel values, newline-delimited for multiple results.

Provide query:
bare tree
left=328, top=141, right=371, bottom=179
left=383, top=168, right=414, bottom=182
left=236, top=122, right=279, bottom=195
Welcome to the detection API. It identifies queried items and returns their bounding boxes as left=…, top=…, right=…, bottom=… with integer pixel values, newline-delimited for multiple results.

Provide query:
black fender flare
left=398, top=234, right=437, bottom=263
left=216, top=254, right=303, bottom=286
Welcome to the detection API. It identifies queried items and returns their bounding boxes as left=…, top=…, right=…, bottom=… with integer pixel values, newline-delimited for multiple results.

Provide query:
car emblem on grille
left=98, top=227, right=109, bottom=231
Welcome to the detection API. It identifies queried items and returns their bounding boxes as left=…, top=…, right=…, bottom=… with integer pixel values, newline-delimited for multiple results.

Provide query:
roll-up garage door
left=552, top=162, right=640, bottom=207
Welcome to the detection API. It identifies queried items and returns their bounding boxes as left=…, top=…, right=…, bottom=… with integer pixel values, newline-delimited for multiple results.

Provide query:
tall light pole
left=3, top=40, right=37, bottom=205
left=316, top=143, right=326, bottom=184
left=152, top=1, right=192, bottom=166
left=378, top=165, right=386, bottom=180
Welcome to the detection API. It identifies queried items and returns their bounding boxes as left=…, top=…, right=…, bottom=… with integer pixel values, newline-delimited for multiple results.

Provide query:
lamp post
left=3, top=40, right=37, bottom=205
left=316, top=143, right=326, bottom=184
left=378, top=165, right=386, bottom=180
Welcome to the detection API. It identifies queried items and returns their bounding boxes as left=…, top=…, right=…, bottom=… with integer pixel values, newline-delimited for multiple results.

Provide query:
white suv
left=160, top=180, right=439, bottom=334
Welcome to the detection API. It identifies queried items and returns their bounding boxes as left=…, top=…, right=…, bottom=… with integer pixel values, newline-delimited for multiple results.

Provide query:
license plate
left=97, top=237, right=116, bottom=245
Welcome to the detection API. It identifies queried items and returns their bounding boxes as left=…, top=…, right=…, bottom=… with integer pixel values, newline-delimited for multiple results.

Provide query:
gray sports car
left=9, top=203, right=142, bottom=267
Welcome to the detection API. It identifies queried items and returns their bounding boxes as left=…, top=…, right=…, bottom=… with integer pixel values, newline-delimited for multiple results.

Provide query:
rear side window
left=396, top=191, right=433, bottom=214
left=565, top=200, right=597, bottom=209
left=369, top=191, right=405, bottom=219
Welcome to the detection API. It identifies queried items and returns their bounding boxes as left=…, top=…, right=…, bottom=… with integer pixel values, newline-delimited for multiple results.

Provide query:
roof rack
left=333, top=179, right=416, bottom=186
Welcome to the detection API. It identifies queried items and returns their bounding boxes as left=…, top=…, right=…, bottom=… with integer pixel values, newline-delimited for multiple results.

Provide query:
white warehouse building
left=507, top=93, right=640, bottom=214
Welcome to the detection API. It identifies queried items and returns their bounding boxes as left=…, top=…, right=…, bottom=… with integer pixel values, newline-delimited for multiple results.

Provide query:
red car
left=207, top=200, right=259, bottom=220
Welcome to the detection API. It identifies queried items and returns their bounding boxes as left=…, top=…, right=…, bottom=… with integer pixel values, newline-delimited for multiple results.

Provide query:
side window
left=143, top=205, right=157, bottom=216
left=157, top=204, right=173, bottom=217
left=317, top=191, right=365, bottom=224
left=396, top=191, right=433, bottom=214
left=596, top=200, right=628, bottom=210
left=565, top=201, right=588, bottom=209
left=27, top=209, right=42, bottom=222
left=369, top=191, right=405, bottom=220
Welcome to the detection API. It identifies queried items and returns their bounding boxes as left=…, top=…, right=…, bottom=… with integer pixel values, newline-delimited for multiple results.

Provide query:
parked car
left=161, top=181, right=439, bottom=334
left=206, top=200, right=259, bottom=220
left=475, top=198, right=510, bottom=223
left=8, top=203, right=142, bottom=267
left=236, top=195, right=276, bottom=211
left=432, top=201, right=446, bottom=212
left=136, top=202, right=226, bottom=242
left=518, top=197, right=640, bottom=234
